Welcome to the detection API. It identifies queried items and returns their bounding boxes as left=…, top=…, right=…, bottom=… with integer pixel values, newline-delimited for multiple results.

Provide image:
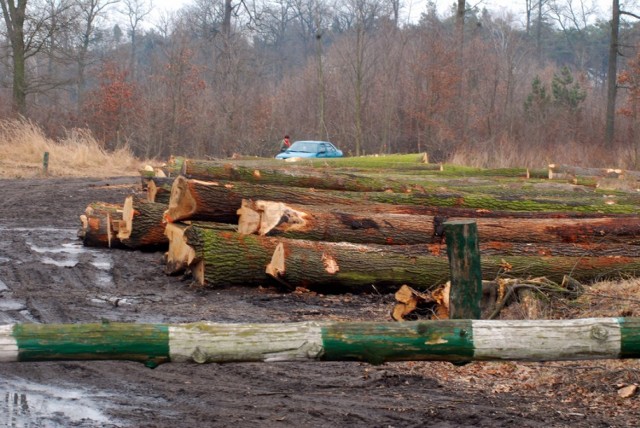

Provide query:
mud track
left=0, top=177, right=625, bottom=427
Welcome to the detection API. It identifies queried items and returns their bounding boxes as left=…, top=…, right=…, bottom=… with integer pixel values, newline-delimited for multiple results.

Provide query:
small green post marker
left=43, top=151, right=49, bottom=175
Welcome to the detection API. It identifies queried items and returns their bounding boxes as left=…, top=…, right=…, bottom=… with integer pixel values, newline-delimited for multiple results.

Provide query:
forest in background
left=1, top=0, right=640, bottom=168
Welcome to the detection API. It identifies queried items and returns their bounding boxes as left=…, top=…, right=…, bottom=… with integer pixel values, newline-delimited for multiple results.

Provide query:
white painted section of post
left=0, top=325, right=18, bottom=362
left=472, top=318, right=621, bottom=361
left=169, top=321, right=325, bottom=363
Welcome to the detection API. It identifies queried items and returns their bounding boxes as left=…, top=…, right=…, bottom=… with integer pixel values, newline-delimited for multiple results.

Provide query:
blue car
left=275, top=140, right=343, bottom=159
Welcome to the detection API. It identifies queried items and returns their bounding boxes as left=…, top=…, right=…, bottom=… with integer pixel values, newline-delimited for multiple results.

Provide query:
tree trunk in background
left=0, top=0, right=27, bottom=115
left=606, top=0, right=620, bottom=147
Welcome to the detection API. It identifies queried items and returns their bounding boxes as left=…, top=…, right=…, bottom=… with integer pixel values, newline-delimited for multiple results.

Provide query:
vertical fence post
left=444, top=220, right=482, bottom=319
left=43, top=152, right=49, bottom=175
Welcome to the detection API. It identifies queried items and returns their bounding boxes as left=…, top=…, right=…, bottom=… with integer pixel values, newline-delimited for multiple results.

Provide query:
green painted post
left=43, top=152, right=49, bottom=175
left=444, top=220, right=483, bottom=319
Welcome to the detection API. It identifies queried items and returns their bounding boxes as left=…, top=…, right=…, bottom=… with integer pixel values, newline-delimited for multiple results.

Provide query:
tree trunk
left=118, top=196, right=168, bottom=250
left=606, top=0, right=620, bottom=147
left=2, top=318, right=639, bottom=365
left=0, top=0, right=28, bottom=114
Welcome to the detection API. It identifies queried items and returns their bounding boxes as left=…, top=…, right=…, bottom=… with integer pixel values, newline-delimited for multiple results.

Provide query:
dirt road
left=0, top=177, right=633, bottom=427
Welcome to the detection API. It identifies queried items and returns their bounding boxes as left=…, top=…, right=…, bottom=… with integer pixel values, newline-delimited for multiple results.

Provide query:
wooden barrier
left=0, top=319, right=639, bottom=367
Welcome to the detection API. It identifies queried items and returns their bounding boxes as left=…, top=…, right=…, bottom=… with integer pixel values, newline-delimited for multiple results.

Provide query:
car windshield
left=288, top=142, right=319, bottom=153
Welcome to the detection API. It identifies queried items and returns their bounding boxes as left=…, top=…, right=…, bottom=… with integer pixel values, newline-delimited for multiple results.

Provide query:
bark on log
left=164, top=222, right=237, bottom=275
left=184, top=226, right=451, bottom=291
left=2, top=318, right=640, bottom=365
left=118, top=196, right=169, bottom=250
left=166, top=177, right=637, bottom=226
left=147, top=177, right=175, bottom=204
left=479, top=241, right=640, bottom=257
left=183, top=226, right=640, bottom=291
left=181, top=158, right=412, bottom=192
left=238, top=199, right=640, bottom=245
left=237, top=199, right=438, bottom=245
left=549, top=163, right=640, bottom=181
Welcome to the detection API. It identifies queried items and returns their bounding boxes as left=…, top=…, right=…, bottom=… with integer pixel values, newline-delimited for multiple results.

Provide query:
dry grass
left=0, top=119, right=142, bottom=178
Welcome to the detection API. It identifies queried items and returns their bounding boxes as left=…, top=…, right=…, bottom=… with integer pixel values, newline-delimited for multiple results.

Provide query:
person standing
left=279, top=135, right=291, bottom=152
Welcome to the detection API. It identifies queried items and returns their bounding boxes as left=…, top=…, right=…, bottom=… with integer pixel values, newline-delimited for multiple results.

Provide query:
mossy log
left=183, top=226, right=640, bottom=291
left=118, top=196, right=168, bottom=250
left=184, top=226, right=450, bottom=291
left=181, top=159, right=415, bottom=192
left=164, top=222, right=238, bottom=275
left=147, top=177, right=175, bottom=204
left=166, top=177, right=638, bottom=227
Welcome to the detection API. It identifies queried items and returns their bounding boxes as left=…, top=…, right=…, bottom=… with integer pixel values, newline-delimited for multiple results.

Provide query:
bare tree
left=0, top=0, right=73, bottom=114
left=335, top=0, right=392, bottom=155
left=73, top=0, right=119, bottom=112
left=121, top=0, right=152, bottom=80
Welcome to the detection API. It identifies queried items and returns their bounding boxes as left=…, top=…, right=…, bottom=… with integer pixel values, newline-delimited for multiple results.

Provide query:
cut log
left=549, top=164, right=640, bottom=181
left=164, top=176, right=367, bottom=224
left=182, top=226, right=640, bottom=290
left=181, top=158, right=413, bottom=192
left=78, top=213, right=126, bottom=249
left=165, top=177, right=639, bottom=227
left=164, top=222, right=237, bottom=275
left=147, top=177, right=175, bottom=204
left=118, top=196, right=169, bottom=250
left=237, top=199, right=438, bottom=245
left=184, top=226, right=451, bottom=291
left=479, top=241, right=640, bottom=258
left=238, top=199, right=640, bottom=246
left=164, top=223, right=194, bottom=275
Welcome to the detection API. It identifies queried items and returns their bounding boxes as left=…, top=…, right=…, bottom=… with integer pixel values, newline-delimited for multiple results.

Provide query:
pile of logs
left=78, top=157, right=640, bottom=295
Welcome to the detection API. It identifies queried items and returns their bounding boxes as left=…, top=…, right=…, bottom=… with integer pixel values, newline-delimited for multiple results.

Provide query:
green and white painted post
left=0, top=319, right=639, bottom=367
left=444, top=220, right=483, bottom=319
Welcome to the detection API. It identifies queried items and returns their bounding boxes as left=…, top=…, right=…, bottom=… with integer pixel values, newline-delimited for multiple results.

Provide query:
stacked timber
left=79, top=155, right=640, bottom=296
left=159, top=157, right=640, bottom=292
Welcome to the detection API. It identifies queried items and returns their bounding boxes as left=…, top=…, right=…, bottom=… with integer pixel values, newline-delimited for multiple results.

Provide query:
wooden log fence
left=0, top=318, right=639, bottom=367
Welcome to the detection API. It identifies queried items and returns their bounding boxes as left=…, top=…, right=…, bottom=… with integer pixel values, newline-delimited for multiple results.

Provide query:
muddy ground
left=0, top=176, right=638, bottom=427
